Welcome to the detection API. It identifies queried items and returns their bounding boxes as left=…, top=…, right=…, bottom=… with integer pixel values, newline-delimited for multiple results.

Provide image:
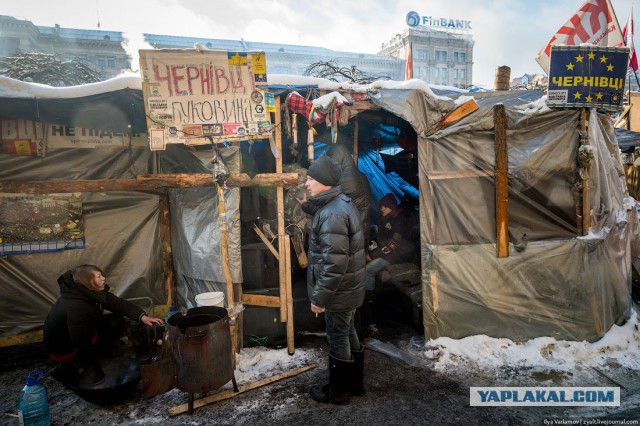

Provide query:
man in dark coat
left=305, top=154, right=366, bottom=405
left=44, top=264, right=163, bottom=387
left=298, top=143, right=372, bottom=243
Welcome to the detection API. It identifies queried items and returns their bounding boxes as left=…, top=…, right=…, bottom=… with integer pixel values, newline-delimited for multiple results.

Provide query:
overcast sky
left=2, top=0, right=638, bottom=88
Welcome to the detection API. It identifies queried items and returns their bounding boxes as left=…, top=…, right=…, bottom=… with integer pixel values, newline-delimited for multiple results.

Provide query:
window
left=97, top=56, right=106, bottom=68
left=453, top=69, right=458, bottom=79
left=454, top=52, right=459, bottom=62
left=433, top=68, right=439, bottom=79
left=107, top=57, right=115, bottom=68
left=440, top=68, right=447, bottom=78
left=460, top=52, right=466, bottom=62
left=435, top=50, right=447, bottom=61
left=460, top=69, right=465, bottom=79
left=416, top=49, right=428, bottom=60
left=418, top=66, right=428, bottom=78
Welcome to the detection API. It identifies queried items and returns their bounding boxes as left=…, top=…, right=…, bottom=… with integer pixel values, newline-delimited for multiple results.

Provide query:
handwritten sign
left=547, top=45, right=629, bottom=111
left=139, top=49, right=272, bottom=147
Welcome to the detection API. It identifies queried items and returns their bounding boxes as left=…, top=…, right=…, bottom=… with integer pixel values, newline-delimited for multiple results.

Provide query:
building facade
left=143, top=34, right=404, bottom=81
left=0, top=15, right=474, bottom=87
left=0, top=15, right=130, bottom=79
left=378, top=26, right=474, bottom=88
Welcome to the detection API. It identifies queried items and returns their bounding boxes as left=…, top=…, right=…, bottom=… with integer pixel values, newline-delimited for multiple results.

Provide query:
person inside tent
left=365, top=194, right=415, bottom=294
left=44, top=264, right=163, bottom=388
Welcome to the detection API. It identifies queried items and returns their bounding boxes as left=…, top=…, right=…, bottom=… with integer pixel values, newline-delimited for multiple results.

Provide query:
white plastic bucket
left=195, top=292, right=225, bottom=308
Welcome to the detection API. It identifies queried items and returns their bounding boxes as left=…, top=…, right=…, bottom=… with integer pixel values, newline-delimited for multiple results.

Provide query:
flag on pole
left=536, top=0, right=624, bottom=74
left=622, top=7, right=639, bottom=71
left=405, top=41, right=413, bottom=80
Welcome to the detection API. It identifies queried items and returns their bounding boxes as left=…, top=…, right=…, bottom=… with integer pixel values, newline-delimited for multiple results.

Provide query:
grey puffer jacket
left=307, top=186, right=365, bottom=312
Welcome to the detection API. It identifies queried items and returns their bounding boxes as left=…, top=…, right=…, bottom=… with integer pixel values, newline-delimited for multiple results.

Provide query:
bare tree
left=0, top=52, right=104, bottom=86
left=304, top=60, right=390, bottom=84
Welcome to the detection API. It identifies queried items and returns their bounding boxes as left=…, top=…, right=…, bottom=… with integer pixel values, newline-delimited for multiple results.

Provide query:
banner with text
left=46, top=124, right=148, bottom=148
left=139, top=49, right=271, bottom=149
left=0, top=118, right=44, bottom=156
left=546, top=45, right=629, bottom=110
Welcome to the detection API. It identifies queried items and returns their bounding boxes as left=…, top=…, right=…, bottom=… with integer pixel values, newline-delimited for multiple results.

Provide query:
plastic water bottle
left=17, top=370, right=50, bottom=426
left=164, top=305, right=178, bottom=325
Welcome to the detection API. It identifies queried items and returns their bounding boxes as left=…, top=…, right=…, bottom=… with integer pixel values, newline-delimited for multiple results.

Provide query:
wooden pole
left=159, top=193, right=176, bottom=305
left=275, top=96, right=287, bottom=322
left=353, top=117, right=359, bottom=166
left=0, top=173, right=299, bottom=194
left=581, top=108, right=590, bottom=234
left=307, top=128, right=315, bottom=163
left=216, top=184, right=238, bottom=366
left=494, top=104, right=509, bottom=257
left=285, top=234, right=295, bottom=355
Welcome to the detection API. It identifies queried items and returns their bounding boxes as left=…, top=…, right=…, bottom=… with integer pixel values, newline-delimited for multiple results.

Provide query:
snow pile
left=0, top=72, right=142, bottom=98
left=233, top=346, right=322, bottom=385
left=424, top=309, right=640, bottom=373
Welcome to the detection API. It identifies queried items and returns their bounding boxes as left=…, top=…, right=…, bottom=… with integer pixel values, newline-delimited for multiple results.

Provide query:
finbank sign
left=406, top=11, right=472, bottom=31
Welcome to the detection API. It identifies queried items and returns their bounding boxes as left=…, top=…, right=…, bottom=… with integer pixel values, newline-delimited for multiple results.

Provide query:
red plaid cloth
left=286, top=92, right=325, bottom=124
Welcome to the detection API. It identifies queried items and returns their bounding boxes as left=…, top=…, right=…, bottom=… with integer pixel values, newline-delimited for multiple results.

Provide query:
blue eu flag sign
left=547, top=45, right=630, bottom=110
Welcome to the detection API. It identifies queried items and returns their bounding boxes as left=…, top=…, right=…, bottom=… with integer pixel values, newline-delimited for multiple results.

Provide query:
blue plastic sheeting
left=614, top=127, right=640, bottom=153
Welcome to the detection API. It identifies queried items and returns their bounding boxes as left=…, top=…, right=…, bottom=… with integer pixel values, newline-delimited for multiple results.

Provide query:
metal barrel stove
left=168, top=306, right=238, bottom=413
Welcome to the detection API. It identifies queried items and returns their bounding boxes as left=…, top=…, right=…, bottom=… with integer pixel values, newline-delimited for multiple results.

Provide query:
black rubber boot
left=309, top=354, right=353, bottom=405
left=351, top=345, right=365, bottom=396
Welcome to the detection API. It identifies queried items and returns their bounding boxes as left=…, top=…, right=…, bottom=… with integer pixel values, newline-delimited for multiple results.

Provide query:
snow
left=0, top=72, right=142, bottom=98
left=311, top=91, right=351, bottom=108
left=233, top=346, right=320, bottom=385
left=515, top=96, right=551, bottom=115
left=423, top=309, right=640, bottom=373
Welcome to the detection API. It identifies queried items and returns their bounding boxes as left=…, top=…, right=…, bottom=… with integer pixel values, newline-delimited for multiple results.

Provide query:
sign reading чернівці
left=139, top=49, right=271, bottom=149
left=546, top=45, right=629, bottom=111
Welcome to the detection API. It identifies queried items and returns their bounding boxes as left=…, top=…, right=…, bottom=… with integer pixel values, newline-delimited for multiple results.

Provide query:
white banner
left=536, top=0, right=624, bottom=74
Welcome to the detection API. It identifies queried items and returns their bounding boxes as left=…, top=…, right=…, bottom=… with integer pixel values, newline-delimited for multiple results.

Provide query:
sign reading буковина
left=546, top=45, right=629, bottom=110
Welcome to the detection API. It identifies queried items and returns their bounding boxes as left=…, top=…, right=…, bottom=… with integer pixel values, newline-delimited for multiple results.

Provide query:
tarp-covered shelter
left=0, top=71, right=637, bottom=345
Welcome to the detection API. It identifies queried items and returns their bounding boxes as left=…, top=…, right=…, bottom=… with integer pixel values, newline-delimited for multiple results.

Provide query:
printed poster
left=547, top=45, right=629, bottom=110
left=0, top=118, right=44, bottom=156
left=0, top=193, right=85, bottom=255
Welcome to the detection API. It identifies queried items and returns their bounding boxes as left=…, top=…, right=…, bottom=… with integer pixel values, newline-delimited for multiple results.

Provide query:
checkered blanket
left=285, top=92, right=325, bottom=124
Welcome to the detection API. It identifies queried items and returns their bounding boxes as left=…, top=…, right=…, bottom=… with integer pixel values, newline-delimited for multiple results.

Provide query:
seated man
left=365, top=194, right=415, bottom=293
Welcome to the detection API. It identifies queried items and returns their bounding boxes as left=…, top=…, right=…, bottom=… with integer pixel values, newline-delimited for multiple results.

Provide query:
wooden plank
left=494, top=104, right=509, bottom=258
left=0, top=173, right=299, bottom=194
left=440, top=99, right=479, bottom=128
left=252, top=224, right=279, bottom=260
left=241, top=294, right=281, bottom=307
left=425, top=170, right=492, bottom=180
left=159, top=193, right=176, bottom=305
left=0, top=330, right=43, bottom=348
left=285, top=234, right=295, bottom=355
left=168, top=364, right=318, bottom=416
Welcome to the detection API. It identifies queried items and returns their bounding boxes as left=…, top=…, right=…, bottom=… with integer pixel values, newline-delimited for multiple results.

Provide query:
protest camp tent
left=0, top=72, right=636, bottom=345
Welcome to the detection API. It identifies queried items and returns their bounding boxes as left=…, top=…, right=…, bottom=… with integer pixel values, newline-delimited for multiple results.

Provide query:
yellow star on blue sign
left=567, top=62, right=575, bottom=71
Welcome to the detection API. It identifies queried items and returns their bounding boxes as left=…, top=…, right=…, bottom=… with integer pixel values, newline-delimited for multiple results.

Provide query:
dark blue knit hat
left=307, top=155, right=342, bottom=186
